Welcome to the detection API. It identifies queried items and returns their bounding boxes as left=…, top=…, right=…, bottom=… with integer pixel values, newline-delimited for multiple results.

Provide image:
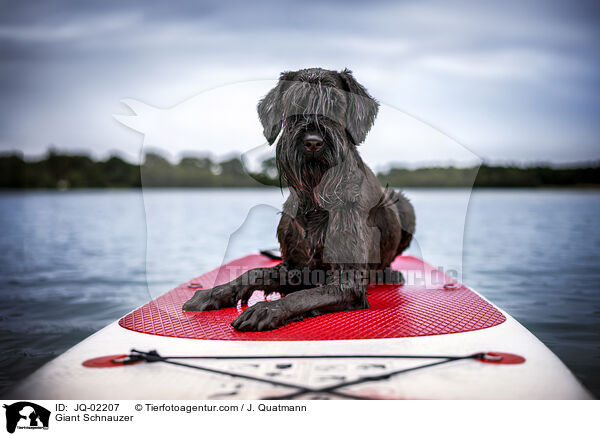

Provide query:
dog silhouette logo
left=3, top=402, right=50, bottom=433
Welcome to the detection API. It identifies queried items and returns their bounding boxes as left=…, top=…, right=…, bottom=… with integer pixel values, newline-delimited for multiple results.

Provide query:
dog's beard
left=276, top=119, right=347, bottom=204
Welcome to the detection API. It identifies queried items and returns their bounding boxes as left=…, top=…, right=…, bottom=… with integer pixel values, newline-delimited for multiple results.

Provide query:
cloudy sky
left=1, top=0, right=599, bottom=166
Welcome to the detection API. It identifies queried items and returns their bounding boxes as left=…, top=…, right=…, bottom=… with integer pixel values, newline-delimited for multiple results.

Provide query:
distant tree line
left=378, top=164, right=600, bottom=188
left=1, top=150, right=598, bottom=189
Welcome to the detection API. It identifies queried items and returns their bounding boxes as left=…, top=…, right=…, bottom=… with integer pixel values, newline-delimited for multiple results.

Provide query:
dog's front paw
left=231, top=301, right=288, bottom=332
left=182, top=288, right=235, bottom=312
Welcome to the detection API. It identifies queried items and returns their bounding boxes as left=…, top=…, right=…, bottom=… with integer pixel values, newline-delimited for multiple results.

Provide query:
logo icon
left=3, top=402, right=50, bottom=434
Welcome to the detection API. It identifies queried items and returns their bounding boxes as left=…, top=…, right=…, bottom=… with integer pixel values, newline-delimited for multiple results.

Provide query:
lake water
left=0, top=188, right=599, bottom=397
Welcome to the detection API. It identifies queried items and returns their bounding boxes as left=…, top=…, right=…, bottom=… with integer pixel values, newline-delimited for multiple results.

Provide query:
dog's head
left=257, top=68, right=379, bottom=192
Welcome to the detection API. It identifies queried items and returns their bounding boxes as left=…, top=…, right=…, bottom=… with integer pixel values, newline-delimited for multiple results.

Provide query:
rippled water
left=0, top=188, right=598, bottom=397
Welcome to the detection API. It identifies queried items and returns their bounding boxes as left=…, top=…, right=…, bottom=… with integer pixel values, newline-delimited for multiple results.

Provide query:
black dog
left=183, top=68, right=415, bottom=331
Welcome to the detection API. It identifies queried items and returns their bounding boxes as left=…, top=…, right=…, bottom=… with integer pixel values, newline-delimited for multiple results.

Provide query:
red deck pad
left=119, top=254, right=505, bottom=341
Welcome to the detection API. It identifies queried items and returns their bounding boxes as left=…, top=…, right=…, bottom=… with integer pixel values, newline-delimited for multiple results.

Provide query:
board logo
left=3, top=402, right=50, bottom=434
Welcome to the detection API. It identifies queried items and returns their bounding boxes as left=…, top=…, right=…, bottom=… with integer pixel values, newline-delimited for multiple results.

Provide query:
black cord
left=128, top=350, right=372, bottom=400
left=127, top=349, right=484, bottom=400
left=129, top=350, right=485, bottom=361
left=262, top=354, right=480, bottom=400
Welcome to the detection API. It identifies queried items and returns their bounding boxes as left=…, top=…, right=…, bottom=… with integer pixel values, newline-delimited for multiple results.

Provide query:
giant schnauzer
left=183, top=68, right=415, bottom=331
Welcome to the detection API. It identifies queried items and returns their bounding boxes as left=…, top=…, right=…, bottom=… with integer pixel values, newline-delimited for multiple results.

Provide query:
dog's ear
left=339, top=69, right=379, bottom=145
left=257, top=71, right=297, bottom=144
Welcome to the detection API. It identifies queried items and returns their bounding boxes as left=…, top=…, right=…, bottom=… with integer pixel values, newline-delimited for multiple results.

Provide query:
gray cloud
left=0, top=0, right=598, bottom=164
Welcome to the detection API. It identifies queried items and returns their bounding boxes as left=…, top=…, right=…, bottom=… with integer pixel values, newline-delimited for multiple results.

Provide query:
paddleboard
left=8, top=253, right=592, bottom=399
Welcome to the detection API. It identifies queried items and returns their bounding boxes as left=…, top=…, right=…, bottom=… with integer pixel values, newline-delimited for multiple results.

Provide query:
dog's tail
left=393, top=189, right=415, bottom=255
left=370, top=186, right=415, bottom=256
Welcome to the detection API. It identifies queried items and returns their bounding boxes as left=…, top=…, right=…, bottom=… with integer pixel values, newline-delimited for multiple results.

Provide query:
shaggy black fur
left=183, top=68, right=416, bottom=331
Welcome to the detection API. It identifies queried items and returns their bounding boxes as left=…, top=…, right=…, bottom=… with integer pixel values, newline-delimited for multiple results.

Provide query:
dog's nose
left=303, top=134, right=323, bottom=152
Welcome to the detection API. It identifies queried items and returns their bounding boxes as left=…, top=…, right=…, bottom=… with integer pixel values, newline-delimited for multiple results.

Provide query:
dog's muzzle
left=302, top=132, right=324, bottom=154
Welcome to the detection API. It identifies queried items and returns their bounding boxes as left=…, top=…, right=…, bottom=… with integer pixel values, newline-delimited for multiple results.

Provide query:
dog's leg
left=183, top=264, right=291, bottom=311
left=231, top=272, right=368, bottom=331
